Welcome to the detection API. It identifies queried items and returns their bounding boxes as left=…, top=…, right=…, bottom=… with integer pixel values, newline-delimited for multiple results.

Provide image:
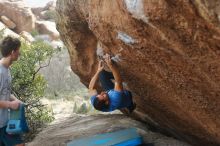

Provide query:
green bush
left=30, top=29, right=39, bottom=37
left=76, top=103, right=88, bottom=114
left=10, top=40, right=58, bottom=141
left=44, top=9, right=56, bottom=20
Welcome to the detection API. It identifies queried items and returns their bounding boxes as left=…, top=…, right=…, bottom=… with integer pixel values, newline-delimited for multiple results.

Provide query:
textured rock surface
left=0, top=22, right=19, bottom=38
left=31, top=1, right=56, bottom=20
left=0, top=16, right=16, bottom=29
left=35, top=20, right=59, bottom=40
left=0, top=0, right=35, bottom=33
left=20, top=31, right=35, bottom=42
left=28, top=114, right=191, bottom=146
left=55, top=0, right=220, bottom=146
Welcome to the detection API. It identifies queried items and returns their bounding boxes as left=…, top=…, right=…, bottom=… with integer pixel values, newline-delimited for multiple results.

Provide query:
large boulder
left=0, top=21, right=19, bottom=38
left=27, top=114, right=191, bottom=146
left=56, top=0, right=220, bottom=146
left=44, top=0, right=56, bottom=11
left=20, top=31, right=35, bottom=42
left=0, top=16, right=16, bottom=29
left=35, top=20, right=60, bottom=40
left=0, top=0, right=35, bottom=33
left=31, top=1, right=56, bottom=20
left=31, top=7, right=44, bottom=20
left=0, top=22, right=33, bottom=43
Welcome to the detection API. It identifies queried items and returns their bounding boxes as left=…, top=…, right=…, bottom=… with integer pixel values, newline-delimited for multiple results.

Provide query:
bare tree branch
left=32, top=56, right=53, bottom=81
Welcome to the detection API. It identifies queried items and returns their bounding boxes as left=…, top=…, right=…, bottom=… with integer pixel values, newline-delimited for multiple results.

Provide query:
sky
left=25, top=0, right=54, bottom=7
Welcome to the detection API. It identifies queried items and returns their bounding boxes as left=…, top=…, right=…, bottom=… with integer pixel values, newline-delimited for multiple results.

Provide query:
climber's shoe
left=128, top=102, right=136, bottom=114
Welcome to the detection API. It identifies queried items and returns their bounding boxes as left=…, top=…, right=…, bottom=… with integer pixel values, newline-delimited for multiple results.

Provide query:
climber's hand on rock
left=105, top=54, right=113, bottom=69
left=97, top=60, right=104, bottom=72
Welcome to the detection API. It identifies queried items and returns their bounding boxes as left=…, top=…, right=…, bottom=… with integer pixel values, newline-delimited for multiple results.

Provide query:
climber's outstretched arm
left=105, top=55, right=123, bottom=91
left=89, top=61, right=104, bottom=96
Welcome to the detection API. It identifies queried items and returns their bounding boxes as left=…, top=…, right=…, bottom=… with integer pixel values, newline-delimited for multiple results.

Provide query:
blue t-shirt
left=90, top=90, right=133, bottom=112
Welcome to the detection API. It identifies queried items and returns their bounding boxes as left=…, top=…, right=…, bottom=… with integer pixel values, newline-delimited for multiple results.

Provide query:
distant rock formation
left=0, top=21, right=19, bottom=38
left=0, top=0, right=35, bottom=33
left=0, top=15, right=16, bottom=29
left=55, top=0, right=220, bottom=146
left=31, top=1, right=56, bottom=21
left=20, top=31, right=35, bottom=42
left=0, top=0, right=60, bottom=42
left=35, top=20, right=59, bottom=40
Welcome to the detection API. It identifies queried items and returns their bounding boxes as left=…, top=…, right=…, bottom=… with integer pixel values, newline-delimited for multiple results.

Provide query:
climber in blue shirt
left=89, top=54, right=136, bottom=113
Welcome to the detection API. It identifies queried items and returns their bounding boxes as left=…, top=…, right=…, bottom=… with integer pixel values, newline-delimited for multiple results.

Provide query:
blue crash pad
left=6, top=103, right=29, bottom=134
left=67, top=128, right=143, bottom=146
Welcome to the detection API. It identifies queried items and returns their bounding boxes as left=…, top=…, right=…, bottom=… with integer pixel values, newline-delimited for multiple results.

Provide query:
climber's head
left=91, top=91, right=109, bottom=111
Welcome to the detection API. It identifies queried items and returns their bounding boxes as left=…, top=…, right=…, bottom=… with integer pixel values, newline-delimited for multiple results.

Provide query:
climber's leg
left=99, top=70, right=114, bottom=91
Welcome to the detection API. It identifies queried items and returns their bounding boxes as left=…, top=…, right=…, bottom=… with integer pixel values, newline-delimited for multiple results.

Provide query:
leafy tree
left=10, top=40, right=57, bottom=141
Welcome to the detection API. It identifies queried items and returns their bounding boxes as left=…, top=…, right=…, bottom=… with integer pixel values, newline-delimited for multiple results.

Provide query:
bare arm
left=0, top=101, right=10, bottom=108
left=10, top=94, right=19, bottom=101
left=88, top=61, right=104, bottom=96
left=105, top=55, right=123, bottom=91
left=0, top=100, right=20, bottom=110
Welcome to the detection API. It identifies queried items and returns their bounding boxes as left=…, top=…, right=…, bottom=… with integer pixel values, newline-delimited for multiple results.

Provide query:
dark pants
left=0, top=126, right=23, bottom=146
left=99, top=70, right=114, bottom=91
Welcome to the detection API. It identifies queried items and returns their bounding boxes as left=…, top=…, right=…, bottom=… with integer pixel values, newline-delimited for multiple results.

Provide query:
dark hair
left=93, top=97, right=109, bottom=111
left=0, top=36, right=21, bottom=57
